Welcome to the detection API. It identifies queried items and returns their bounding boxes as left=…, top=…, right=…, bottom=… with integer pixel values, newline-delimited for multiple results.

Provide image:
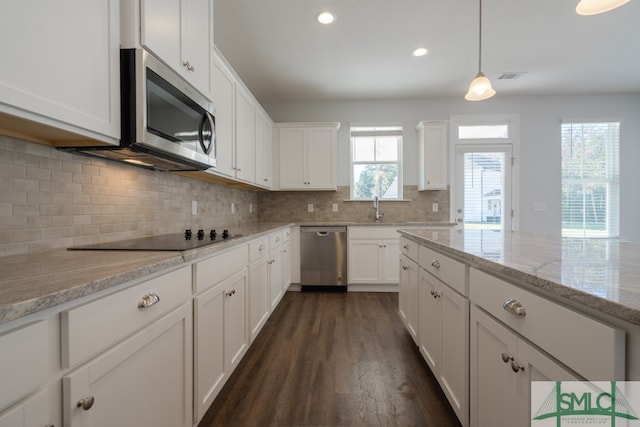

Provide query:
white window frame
left=449, top=114, right=520, bottom=231
left=349, top=125, right=404, bottom=200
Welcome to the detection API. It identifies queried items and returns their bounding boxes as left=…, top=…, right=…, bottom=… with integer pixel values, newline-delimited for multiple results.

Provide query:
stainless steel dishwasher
left=300, top=226, right=347, bottom=290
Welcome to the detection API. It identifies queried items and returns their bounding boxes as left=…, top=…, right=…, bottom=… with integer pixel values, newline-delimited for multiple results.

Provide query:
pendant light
left=465, top=0, right=496, bottom=101
left=576, top=0, right=630, bottom=15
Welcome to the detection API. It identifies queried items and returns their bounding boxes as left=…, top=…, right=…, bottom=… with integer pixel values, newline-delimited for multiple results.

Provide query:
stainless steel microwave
left=64, top=49, right=216, bottom=171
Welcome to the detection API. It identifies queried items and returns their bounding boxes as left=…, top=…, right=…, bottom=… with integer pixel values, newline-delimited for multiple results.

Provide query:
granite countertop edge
left=397, top=229, right=640, bottom=326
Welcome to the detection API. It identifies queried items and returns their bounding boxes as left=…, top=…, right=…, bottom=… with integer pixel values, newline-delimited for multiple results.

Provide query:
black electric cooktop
left=69, top=229, right=241, bottom=251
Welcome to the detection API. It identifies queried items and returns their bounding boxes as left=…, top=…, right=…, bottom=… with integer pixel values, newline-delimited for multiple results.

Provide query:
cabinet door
left=282, top=241, right=292, bottom=291
left=141, top=0, right=181, bottom=71
left=470, top=306, right=518, bottom=427
left=224, top=269, right=249, bottom=373
left=181, top=0, right=212, bottom=97
left=381, top=239, right=400, bottom=283
left=516, top=340, right=579, bottom=427
left=0, top=0, right=120, bottom=142
left=255, top=107, right=273, bottom=188
left=211, top=54, right=235, bottom=177
left=399, top=255, right=419, bottom=343
left=419, top=271, right=442, bottom=371
left=63, top=303, right=193, bottom=427
left=0, top=387, right=57, bottom=427
left=269, top=249, right=283, bottom=310
left=439, top=283, right=469, bottom=426
left=235, top=85, right=255, bottom=183
left=348, top=240, right=382, bottom=283
left=279, top=128, right=306, bottom=189
left=249, top=258, right=270, bottom=342
left=306, top=128, right=336, bottom=189
left=194, top=282, right=225, bottom=423
left=418, top=121, right=448, bottom=190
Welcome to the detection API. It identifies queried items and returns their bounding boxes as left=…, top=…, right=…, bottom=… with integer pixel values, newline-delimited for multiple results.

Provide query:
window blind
left=561, top=122, right=620, bottom=238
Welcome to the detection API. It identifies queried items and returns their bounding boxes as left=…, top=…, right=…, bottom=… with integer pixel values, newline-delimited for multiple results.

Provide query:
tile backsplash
left=0, top=135, right=257, bottom=256
left=257, top=186, right=450, bottom=224
left=1, top=135, right=450, bottom=257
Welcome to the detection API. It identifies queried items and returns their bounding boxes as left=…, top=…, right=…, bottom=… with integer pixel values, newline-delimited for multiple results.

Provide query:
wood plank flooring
left=198, top=291, right=461, bottom=427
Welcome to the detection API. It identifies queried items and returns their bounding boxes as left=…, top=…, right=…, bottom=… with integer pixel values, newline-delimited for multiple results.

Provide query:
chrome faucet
left=373, top=195, right=384, bottom=222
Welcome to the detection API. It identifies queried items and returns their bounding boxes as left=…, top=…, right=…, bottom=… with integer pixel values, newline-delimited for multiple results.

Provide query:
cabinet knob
left=502, top=298, right=526, bottom=316
left=259, top=244, right=265, bottom=251
left=138, top=292, right=160, bottom=309
left=402, top=265, right=409, bottom=271
left=77, top=396, right=95, bottom=411
left=225, top=289, right=237, bottom=297
left=403, top=244, right=410, bottom=249
left=431, top=260, right=441, bottom=269
left=182, top=60, right=195, bottom=71
left=511, top=360, right=525, bottom=373
left=501, top=352, right=514, bottom=363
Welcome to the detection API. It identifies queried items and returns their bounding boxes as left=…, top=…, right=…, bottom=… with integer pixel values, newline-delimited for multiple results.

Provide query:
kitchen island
left=398, top=226, right=640, bottom=426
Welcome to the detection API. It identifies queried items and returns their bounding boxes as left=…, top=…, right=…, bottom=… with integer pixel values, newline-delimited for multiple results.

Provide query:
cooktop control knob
left=222, top=229, right=230, bottom=239
left=197, top=229, right=205, bottom=240
left=185, top=229, right=192, bottom=240
left=210, top=229, right=217, bottom=240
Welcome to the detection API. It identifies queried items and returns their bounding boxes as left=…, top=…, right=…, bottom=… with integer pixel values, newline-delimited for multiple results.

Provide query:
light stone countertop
left=0, top=222, right=295, bottom=326
left=398, top=227, right=640, bottom=326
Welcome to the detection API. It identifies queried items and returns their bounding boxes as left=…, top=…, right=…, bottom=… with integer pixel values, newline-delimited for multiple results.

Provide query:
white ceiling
left=213, top=0, right=640, bottom=103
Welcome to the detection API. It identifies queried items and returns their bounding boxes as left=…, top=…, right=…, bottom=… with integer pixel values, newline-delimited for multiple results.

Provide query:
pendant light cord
left=478, top=0, right=483, bottom=72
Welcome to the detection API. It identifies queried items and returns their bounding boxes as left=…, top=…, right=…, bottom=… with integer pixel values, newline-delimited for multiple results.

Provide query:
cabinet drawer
left=0, top=320, right=49, bottom=410
left=470, top=268, right=625, bottom=380
left=270, top=231, right=284, bottom=249
left=399, top=237, right=419, bottom=262
left=194, top=245, right=248, bottom=294
left=282, top=227, right=291, bottom=243
left=419, top=246, right=467, bottom=295
left=249, top=236, right=269, bottom=263
left=61, top=266, right=191, bottom=368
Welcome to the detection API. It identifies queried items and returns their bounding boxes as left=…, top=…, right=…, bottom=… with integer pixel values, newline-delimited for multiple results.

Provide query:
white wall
left=263, top=94, right=640, bottom=243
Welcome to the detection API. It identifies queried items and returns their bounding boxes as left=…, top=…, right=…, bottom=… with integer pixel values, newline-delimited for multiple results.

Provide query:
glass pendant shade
left=465, top=72, right=496, bottom=101
left=576, top=0, right=630, bottom=14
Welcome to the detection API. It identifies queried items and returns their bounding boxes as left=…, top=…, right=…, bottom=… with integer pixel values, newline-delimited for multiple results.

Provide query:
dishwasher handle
left=316, top=231, right=329, bottom=236
left=301, top=226, right=347, bottom=234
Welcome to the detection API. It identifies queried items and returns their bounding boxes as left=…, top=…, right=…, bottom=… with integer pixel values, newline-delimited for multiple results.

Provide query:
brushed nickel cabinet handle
left=431, top=260, right=441, bottom=268
left=138, top=293, right=160, bottom=308
left=501, top=352, right=514, bottom=363
left=503, top=298, right=526, bottom=316
left=77, top=396, right=95, bottom=411
left=402, top=265, right=409, bottom=271
left=511, top=360, right=525, bottom=373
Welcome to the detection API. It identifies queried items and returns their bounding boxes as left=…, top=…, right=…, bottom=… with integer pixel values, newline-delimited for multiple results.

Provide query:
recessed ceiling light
left=412, top=47, right=428, bottom=57
left=317, top=11, right=335, bottom=25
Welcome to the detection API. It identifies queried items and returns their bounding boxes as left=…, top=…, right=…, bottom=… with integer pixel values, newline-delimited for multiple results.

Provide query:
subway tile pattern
left=257, top=185, right=450, bottom=223
left=0, top=135, right=258, bottom=256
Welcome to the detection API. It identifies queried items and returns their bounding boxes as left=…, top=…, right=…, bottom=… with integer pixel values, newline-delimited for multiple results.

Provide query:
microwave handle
left=199, top=111, right=215, bottom=155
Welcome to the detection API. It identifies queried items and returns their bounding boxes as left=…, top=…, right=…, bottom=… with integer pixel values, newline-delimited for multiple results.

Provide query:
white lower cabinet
left=249, top=237, right=270, bottom=342
left=0, top=387, right=57, bottom=427
left=398, top=254, right=419, bottom=342
left=193, top=246, right=249, bottom=424
left=419, top=269, right=469, bottom=426
left=63, top=302, right=193, bottom=427
left=269, top=245, right=284, bottom=310
left=348, top=227, right=401, bottom=287
left=470, top=305, right=578, bottom=427
left=282, top=239, right=292, bottom=292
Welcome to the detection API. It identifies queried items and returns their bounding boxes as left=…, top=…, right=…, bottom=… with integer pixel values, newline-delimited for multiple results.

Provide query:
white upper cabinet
left=416, top=121, right=448, bottom=190
left=276, top=123, right=339, bottom=190
left=234, top=84, right=256, bottom=184
left=210, top=52, right=236, bottom=177
left=123, top=0, right=213, bottom=99
left=255, top=106, right=274, bottom=189
left=0, top=0, right=120, bottom=145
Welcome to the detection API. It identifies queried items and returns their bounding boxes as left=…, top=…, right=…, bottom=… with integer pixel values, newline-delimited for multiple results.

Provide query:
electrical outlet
left=308, top=204, right=314, bottom=212
left=249, top=203, right=253, bottom=213
left=332, top=203, right=338, bottom=212
left=432, top=203, right=439, bottom=213
left=192, top=200, right=197, bottom=215
left=231, top=202, right=235, bottom=214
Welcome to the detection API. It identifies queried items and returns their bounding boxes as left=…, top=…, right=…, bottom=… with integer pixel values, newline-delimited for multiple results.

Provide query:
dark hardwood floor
left=198, top=291, right=461, bottom=427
